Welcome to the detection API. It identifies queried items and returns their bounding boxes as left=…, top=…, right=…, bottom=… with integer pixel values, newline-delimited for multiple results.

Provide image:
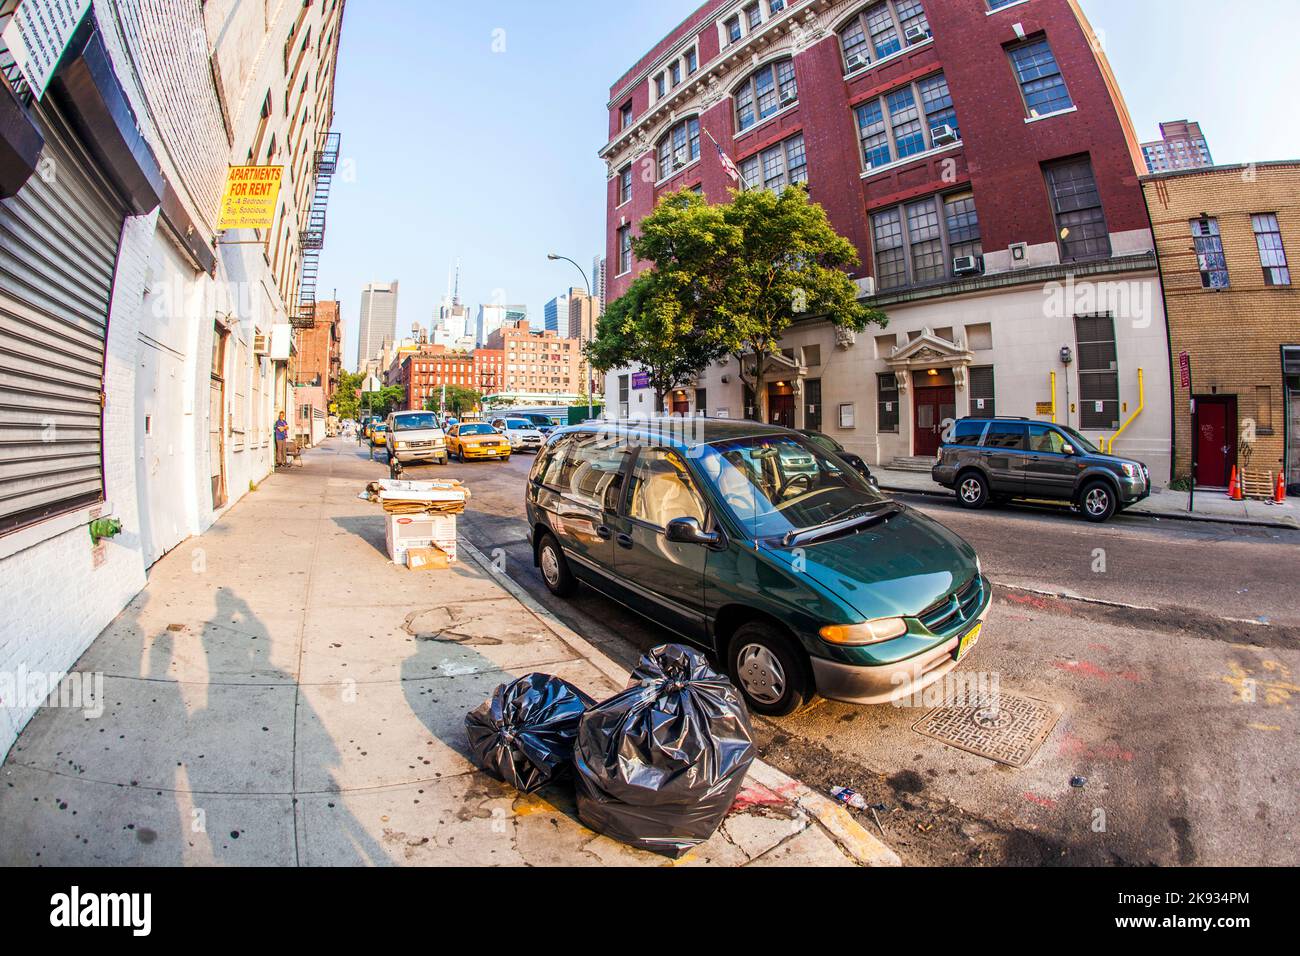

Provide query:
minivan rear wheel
left=957, top=471, right=990, bottom=510
left=727, top=621, right=809, bottom=717
left=1080, top=480, right=1117, bottom=523
left=537, top=532, right=577, bottom=597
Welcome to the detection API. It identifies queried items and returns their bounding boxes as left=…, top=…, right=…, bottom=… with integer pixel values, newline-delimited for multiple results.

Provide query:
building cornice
left=599, top=0, right=846, bottom=172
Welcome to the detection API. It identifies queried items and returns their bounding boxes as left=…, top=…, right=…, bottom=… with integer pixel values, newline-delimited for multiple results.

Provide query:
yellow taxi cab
left=448, top=422, right=511, bottom=462
left=368, top=423, right=389, bottom=460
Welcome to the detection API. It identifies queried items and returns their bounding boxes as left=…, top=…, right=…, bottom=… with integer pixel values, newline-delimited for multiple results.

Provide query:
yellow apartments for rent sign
left=218, top=165, right=284, bottom=230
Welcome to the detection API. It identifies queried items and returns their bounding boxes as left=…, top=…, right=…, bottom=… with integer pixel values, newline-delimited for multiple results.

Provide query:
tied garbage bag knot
left=573, top=644, right=757, bottom=857
left=465, top=673, right=595, bottom=794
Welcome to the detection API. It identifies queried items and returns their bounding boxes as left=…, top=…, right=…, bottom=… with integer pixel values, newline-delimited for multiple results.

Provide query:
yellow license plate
left=955, top=623, right=982, bottom=662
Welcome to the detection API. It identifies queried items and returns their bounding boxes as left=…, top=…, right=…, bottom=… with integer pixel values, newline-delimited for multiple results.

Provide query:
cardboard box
left=407, top=545, right=452, bottom=572
left=386, top=513, right=457, bottom=565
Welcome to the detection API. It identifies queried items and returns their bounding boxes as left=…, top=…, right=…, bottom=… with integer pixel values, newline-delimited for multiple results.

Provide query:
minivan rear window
left=984, top=422, right=1027, bottom=450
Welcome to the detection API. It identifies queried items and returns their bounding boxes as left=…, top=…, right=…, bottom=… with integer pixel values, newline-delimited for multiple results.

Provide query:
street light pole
left=547, top=253, right=595, bottom=421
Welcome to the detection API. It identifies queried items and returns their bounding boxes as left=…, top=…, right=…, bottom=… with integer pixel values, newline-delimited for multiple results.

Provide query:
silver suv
left=932, top=418, right=1150, bottom=523
left=385, top=411, right=448, bottom=475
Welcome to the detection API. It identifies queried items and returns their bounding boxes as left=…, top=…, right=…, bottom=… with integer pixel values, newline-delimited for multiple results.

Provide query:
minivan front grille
left=918, top=575, right=984, bottom=637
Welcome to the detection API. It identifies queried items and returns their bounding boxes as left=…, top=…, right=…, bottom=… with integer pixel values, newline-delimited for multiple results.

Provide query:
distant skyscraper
left=592, top=256, right=607, bottom=315
left=357, top=281, right=399, bottom=369
left=543, top=294, right=568, bottom=333
left=1142, top=120, right=1214, bottom=174
left=567, top=286, right=595, bottom=342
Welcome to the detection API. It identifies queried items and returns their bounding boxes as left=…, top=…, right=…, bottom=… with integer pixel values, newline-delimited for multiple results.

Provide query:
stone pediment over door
left=885, top=329, right=975, bottom=390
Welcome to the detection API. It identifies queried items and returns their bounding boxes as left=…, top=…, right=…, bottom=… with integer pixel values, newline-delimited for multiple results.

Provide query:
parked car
left=491, top=417, right=546, bottom=454
left=932, top=417, right=1150, bottom=523
left=385, top=411, right=448, bottom=474
left=448, top=422, right=512, bottom=462
left=799, top=429, right=880, bottom=488
left=526, top=419, right=988, bottom=716
left=368, top=423, right=389, bottom=460
left=499, top=409, right=565, bottom=435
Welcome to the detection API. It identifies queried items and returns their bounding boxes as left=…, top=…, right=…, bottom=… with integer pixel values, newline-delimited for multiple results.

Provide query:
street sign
left=1, top=0, right=91, bottom=99
left=1178, top=351, right=1191, bottom=389
left=1035, top=401, right=1053, bottom=415
left=631, top=372, right=650, bottom=390
left=217, top=165, right=284, bottom=230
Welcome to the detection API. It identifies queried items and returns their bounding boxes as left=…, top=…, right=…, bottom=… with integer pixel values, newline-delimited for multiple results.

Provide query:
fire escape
left=292, top=131, right=341, bottom=329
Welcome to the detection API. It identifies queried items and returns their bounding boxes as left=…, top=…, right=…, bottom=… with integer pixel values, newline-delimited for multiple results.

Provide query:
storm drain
left=912, top=693, right=1061, bottom=767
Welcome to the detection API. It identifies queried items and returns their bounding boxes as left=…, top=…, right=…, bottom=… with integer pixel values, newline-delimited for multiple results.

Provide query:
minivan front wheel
left=537, top=532, right=577, bottom=597
left=728, top=621, right=809, bottom=717
left=957, top=472, right=990, bottom=510
left=1080, top=481, right=1117, bottom=523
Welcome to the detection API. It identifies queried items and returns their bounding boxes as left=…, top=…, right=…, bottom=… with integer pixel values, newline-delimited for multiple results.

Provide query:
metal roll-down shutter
left=0, top=100, right=128, bottom=534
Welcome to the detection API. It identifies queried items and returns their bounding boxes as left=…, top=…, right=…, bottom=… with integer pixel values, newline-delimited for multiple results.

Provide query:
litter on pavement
left=359, top=478, right=469, bottom=568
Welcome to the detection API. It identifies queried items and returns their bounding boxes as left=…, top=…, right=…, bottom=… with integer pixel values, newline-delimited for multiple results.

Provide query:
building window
left=969, top=366, right=995, bottom=417
left=656, top=116, right=701, bottom=179
left=1009, top=37, right=1073, bottom=118
left=619, top=102, right=633, bottom=130
left=695, top=387, right=708, bottom=415
left=805, top=378, right=822, bottom=431
left=746, top=2, right=763, bottom=30
left=725, top=14, right=742, bottom=44
left=1045, top=157, right=1110, bottom=262
left=854, top=72, right=959, bottom=169
left=1252, top=213, right=1291, bottom=286
left=617, top=165, right=632, bottom=205
left=654, top=73, right=667, bottom=99
left=878, top=373, right=899, bottom=432
left=987, top=0, right=1024, bottom=9
left=734, top=58, right=797, bottom=132
left=871, top=192, right=982, bottom=289
left=618, top=375, right=630, bottom=418
left=1191, top=217, right=1229, bottom=289
left=686, top=47, right=698, bottom=75
left=769, top=0, right=787, bottom=13
left=838, top=1, right=930, bottom=72
left=739, top=133, right=807, bottom=193
left=617, top=225, right=632, bottom=274
left=1074, top=313, right=1120, bottom=430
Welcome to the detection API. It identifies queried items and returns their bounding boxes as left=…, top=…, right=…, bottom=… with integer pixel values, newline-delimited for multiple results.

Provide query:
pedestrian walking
left=275, top=411, right=290, bottom=468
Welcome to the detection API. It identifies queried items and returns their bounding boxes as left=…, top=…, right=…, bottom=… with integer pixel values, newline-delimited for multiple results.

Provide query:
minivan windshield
left=696, top=435, right=889, bottom=541
left=392, top=413, right=440, bottom=431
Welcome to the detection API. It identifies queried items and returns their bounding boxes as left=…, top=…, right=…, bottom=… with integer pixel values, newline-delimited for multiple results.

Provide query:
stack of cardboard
left=361, top=479, right=469, bottom=568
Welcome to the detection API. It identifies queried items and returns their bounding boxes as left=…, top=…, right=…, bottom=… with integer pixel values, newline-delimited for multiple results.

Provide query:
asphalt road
left=364, top=439, right=1300, bottom=866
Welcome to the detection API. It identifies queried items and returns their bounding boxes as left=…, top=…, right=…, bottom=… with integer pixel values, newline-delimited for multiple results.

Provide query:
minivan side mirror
left=666, top=517, right=720, bottom=547
left=1061, top=443, right=1076, bottom=456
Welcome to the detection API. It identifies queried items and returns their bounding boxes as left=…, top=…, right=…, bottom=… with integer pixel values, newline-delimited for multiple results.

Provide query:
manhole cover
left=913, top=693, right=1061, bottom=767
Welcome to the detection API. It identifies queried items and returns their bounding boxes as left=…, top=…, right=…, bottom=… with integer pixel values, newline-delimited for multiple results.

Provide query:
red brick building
left=600, top=0, right=1175, bottom=479
left=294, top=300, right=342, bottom=405
left=390, top=345, right=506, bottom=411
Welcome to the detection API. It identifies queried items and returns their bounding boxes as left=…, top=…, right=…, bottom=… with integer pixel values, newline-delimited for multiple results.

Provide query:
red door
left=1195, top=397, right=1236, bottom=486
left=913, top=386, right=955, bottom=457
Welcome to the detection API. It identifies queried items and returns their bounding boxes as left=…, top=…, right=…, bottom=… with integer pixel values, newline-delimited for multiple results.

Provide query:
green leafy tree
left=360, top=385, right=407, bottom=418
left=334, top=371, right=366, bottom=420
left=599, top=185, right=887, bottom=421
left=587, top=270, right=720, bottom=414
left=423, top=385, right=482, bottom=416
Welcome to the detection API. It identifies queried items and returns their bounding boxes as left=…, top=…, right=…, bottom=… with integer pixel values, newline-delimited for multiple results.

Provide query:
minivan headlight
left=820, top=617, right=908, bottom=646
left=1121, top=463, right=1139, bottom=478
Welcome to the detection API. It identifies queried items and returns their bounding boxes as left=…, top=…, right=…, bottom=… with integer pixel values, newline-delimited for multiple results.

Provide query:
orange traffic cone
left=1227, top=466, right=1242, bottom=500
left=1275, top=471, right=1287, bottom=504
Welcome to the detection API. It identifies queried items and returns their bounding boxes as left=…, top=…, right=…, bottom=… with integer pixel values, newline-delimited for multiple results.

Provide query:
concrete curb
left=880, top=483, right=1298, bottom=531
left=458, top=537, right=902, bottom=867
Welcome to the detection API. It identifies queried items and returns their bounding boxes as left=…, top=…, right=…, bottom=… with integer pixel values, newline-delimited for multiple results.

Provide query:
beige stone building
left=1142, top=161, right=1299, bottom=491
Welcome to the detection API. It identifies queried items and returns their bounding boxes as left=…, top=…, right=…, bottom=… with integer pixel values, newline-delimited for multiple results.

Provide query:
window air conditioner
left=780, top=89, right=797, bottom=105
left=846, top=52, right=869, bottom=70
left=904, top=25, right=930, bottom=43
left=930, top=123, right=958, bottom=146
left=253, top=334, right=271, bottom=356
left=952, top=255, right=983, bottom=276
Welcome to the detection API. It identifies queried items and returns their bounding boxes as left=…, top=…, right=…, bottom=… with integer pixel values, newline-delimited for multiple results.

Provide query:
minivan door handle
left=616, top=533, right=634, bottom=549
left=596, top=525, right=612, bottom=540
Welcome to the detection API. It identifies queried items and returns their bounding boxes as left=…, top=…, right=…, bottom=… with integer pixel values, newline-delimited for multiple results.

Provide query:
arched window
left=656, top=116, right=700, bottom=180
left=733, top=58, right=797, bottom=132
left=838, top=1, right=931, bottom=73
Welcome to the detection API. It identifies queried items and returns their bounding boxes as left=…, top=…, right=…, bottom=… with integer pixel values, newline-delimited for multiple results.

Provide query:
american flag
left=706, top=130, right=741, bottom=184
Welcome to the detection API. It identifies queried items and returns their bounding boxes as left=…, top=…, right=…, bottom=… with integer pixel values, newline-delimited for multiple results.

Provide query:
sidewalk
left=875, top=467, right=1298, bottom=529
left=0, top=441, right=897, bottom=867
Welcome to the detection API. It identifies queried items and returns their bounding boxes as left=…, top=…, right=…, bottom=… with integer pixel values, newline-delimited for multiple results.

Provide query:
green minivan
left=526, top=419, right=989, bottom=716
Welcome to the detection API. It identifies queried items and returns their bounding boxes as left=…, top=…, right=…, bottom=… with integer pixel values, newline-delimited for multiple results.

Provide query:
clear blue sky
left=320, top=0, right=1300, bottom=370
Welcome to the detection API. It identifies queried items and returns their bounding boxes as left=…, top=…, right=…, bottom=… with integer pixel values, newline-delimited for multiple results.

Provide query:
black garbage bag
left=465, top=673, right=596, bottom=793
left=573, top=644, right=756, bottom=857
